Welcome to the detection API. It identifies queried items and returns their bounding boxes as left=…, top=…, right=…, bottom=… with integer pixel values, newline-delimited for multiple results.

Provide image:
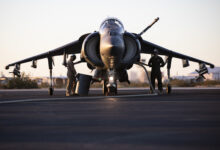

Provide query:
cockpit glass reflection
left=100, top=18, right=124, bottom=34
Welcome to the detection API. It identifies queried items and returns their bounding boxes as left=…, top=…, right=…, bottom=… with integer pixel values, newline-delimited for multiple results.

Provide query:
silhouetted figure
left=148, top=49, right=165, bottom=93
left=66, top=55, right=77, bottom=96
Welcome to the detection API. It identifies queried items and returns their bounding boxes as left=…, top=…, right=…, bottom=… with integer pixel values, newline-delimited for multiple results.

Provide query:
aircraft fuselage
left=99, top=19, right=125, bottom=69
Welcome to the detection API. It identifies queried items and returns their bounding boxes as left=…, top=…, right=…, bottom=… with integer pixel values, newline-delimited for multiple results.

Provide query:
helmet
left=70, top=54, right=76, bottom=60
left=153, top=49, right=158, bottom=54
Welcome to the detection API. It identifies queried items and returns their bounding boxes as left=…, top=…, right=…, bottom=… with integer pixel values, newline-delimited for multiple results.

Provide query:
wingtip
left=210, top=64, right=215, bottom=68
left=5, top=65, right=9, bottom=70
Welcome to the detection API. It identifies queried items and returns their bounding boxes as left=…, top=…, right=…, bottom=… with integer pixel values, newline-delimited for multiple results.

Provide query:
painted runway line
left=0, top=93, right=158, bottom=104
left=0, top=87, right=220, bottom=92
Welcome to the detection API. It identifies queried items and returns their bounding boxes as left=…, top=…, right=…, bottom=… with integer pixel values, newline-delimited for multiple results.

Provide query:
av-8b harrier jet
left=5, top=17, right=214, bottom=95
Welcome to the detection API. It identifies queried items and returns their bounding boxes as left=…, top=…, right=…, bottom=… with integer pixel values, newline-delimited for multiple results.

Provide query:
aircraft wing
left=5, top=34, right=89, bottom=69
left=140, top=39, right=215, bottom=68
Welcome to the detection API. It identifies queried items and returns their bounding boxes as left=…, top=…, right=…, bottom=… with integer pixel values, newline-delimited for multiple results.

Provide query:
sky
left=0, top=0, right=220, bottom=78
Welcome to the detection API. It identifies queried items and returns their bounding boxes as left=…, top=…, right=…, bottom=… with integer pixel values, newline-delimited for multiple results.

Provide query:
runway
left=0, top=88, right=220, bottom=150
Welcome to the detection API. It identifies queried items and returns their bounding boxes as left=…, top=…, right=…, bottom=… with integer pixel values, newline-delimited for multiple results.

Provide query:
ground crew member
left=66, top=54, right=77, bottom=96
left=148, top=49, right=165, bottom=93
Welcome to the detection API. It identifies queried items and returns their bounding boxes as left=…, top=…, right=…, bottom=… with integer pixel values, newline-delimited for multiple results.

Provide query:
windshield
left=99, top=18, right=124, bottom=34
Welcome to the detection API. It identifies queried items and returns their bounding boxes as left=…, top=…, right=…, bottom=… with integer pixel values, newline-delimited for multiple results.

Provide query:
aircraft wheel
left=49, top=87, right=54, bottom=96
left=102, top=81, right=108, bottom=95
left=115, top=84, right=118, bottom=95
left=166, top=84, right=172, bottom=94
left=106, top=87, right=117, bottom=96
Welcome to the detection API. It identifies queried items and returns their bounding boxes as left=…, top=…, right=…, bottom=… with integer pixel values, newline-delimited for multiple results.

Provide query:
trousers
left=150, top=72, right=163, bottom=91
left=66, top=77, right=76, bottom=95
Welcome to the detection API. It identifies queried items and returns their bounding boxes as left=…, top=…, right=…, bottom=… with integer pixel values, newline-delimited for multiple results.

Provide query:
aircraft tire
left=49, top=87, right=54, bottom=96
left=102, top=81, right=108, bottom=95
left=166, top=84, right=172, bottom=94
left=106, top=86, right=117, bottom=96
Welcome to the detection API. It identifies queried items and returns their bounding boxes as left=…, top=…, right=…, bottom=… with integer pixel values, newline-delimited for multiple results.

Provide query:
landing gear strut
left=166, top=56, right=172, bottom=94
left=48, top=57, right=54, bottom=96
left=102, top=80, right=108, bottom=95
left=166, top=84, right=171, bottom=94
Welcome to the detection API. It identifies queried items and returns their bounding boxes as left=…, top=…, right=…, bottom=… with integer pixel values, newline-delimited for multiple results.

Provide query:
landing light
left=109, top=76, right=114, bottom=82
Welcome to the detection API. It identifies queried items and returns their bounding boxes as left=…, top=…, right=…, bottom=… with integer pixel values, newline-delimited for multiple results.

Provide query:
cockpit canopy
left=99, top=18, right=124, bottom=34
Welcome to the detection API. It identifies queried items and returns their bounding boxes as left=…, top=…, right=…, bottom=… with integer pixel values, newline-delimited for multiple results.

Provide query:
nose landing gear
left=102, top=80, right=117, bottom=96
left=102, top=69, right=117, bottom=96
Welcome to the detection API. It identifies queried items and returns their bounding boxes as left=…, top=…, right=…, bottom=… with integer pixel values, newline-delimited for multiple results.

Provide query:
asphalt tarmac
left=0, top=88, right=220, bottom=150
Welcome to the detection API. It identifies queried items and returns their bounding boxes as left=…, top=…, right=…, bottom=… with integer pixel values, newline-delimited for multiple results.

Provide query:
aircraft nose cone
left=106, top=44, right=123, bottom=56
left=100, top=35, right=125, bottom=69
left=101, top=36, right=125, bottom=57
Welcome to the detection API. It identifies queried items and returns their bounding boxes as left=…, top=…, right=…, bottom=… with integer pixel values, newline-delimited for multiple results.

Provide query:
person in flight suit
left=148, top=49, right=165, bottom=93
left=66, top=54, right=77, bottom=96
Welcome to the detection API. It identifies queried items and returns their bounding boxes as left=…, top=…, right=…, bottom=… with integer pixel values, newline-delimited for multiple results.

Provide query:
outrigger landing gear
left=166, top=84, right=171, bottom=94
left=49, top=86, right=54, bottom=96
left=166, top=56, right=172, bottom=94
left=48, top=57, right=54, bottom=96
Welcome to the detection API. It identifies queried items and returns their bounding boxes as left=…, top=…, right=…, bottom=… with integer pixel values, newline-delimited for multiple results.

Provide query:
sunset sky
left=0, top=0, right=220, bottom=78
